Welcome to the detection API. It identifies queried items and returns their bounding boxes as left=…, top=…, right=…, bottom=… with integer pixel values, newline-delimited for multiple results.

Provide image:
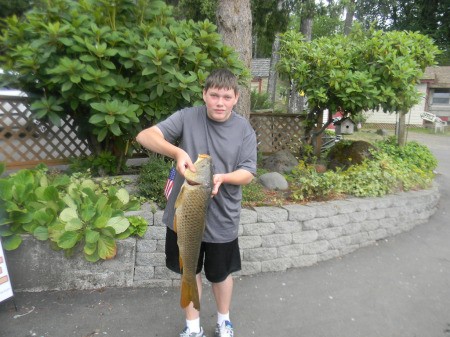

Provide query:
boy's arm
left=212, top=169, right=254, bottom=196
left=136, top=126, right=195, bottom=174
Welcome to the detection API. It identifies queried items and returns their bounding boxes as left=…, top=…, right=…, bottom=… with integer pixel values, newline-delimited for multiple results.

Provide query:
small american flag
left=164, top=166, right=176, bottom=200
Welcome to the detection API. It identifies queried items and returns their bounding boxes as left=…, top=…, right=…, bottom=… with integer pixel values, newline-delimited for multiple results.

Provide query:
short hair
left=204, top=68, right=239, bottom=95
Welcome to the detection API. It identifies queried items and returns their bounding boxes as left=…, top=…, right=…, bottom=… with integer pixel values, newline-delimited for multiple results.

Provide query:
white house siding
left=364, top=83, right=427, bottom=126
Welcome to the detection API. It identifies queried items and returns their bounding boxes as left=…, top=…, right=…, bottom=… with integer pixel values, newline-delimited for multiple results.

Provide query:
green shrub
left=137, top=155, right=173, bottom=208
left=68, top=151, right=123, bottom=176
left=288, top=161, right=345, bottom=201
left=251, top=90, right=272, bottom=111
left=375, top=137, right=438, bottom=172
left=286, top=139, right=436, bottom=201
left=0, top=0, right=248, bottom=168
left=0, top=165, right=147, bottom=262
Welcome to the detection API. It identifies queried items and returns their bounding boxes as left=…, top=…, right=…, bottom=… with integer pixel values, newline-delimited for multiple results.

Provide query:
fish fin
left=179, top=255, right=183, bottom=270
left=180, top=278, right=200, bottom=311
left=173, top=214, right=178, bottom=233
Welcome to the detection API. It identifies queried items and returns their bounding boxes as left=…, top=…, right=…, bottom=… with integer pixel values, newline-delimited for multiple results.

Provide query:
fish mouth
left=186, top=179, right=200, bottom=186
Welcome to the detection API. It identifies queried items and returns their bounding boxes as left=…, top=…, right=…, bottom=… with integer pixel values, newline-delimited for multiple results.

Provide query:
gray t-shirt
left=157, top=105, right=257, bottom=243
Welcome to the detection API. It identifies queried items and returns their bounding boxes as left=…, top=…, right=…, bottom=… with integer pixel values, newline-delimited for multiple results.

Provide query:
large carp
left=174, top=154, right=213, bottom=311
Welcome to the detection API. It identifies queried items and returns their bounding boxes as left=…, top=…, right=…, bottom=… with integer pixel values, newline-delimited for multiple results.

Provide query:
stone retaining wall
left=6, top=185, right=439, bottom=292
left=132, top=184, right=439, bottom=287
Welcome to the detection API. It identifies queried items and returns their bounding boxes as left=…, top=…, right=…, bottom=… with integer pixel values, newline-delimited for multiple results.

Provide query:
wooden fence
left=249, top=112, right=305, bottom=154
left=0, top=95, right=305, bottom=170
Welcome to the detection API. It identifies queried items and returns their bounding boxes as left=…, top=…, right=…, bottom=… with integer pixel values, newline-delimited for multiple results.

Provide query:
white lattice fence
left=0, top=95, right=91, bottom=169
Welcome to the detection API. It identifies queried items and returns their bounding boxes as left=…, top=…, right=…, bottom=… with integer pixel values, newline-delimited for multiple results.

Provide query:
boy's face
left=203, top=86, right=239, bottom=122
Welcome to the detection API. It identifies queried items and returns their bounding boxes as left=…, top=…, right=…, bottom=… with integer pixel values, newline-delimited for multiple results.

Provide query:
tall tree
left=278, top=28, right=439, bottom=154
left=216, top=0, right=253, bottom=119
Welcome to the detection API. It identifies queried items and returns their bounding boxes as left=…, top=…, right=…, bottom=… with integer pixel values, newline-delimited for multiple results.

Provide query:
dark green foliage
left=68, top=152, right=123, bottom=177
left=136, top=155, right=173, bottom=208
left=251, top=90, right=271, bottom=111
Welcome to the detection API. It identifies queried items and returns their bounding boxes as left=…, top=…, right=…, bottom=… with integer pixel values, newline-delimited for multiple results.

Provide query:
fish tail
left=180, top=278, right=201, bottom=311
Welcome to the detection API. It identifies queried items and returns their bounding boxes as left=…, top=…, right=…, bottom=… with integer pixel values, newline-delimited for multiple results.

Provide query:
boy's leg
left=211, top=275, right=233, bottom=315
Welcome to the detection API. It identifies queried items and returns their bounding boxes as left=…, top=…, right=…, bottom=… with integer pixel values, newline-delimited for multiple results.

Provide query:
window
left=432, top=88, right=450, bottom=105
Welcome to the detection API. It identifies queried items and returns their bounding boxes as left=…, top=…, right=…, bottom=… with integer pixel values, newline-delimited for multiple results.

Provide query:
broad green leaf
left=23, top=222, right=38, bottom=233
left=62, top=195, right=77, bottom=209
left=33, top=208, right=53, bottom=225
left=116, top=188, right=129, bottom=204
left=93, top=214, right=108, bottom=229
left=97, top=235, right=116, bottom=259
left=85, top=229, right=100, bottom=243
left=81, top=179, right=96, bottom=190
left=105, top=115, right=115, bottom=125
left=89, top=114, right=105, bottom=124
left=57, top=231, right=80, bottom=249
left=109, top=123, right=122, bottom=136
left=101, top=226, right=116, bottom=237
left=60, top=208, right=78, bottom=222
left=0, top=180, right=12, bottom=199
left=33, top=226, right=49, bottom=240
left=81, top=205, right=96, bottom=222
left=43, top=186, right=59, bottom=201
left=48, top=221, right=65, bottom=242
left=84, top=250, right=100, bottom=262
left=2, top=234, right=22, bottom=250
left=115, top=228, right=131, bottom=239
left=84, top=241, right=97, bottom=255
left=106, top=216, right=129, bottom=234
left=0, top=226, right=13, bottom=236
left=95, top=195, right=108, bottom=211
left=65, top=218, right=83, bottom=231
left=97, top=127, right=108, bottom=142
left=61, top=81, right=73, bottom=92
left=11, top=211, right=33, bottom=224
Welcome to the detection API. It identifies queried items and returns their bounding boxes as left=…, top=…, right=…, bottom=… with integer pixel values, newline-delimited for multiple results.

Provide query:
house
left=251, top=58, right=271, bottom=94
left=364, top=66, right=450, bottom=128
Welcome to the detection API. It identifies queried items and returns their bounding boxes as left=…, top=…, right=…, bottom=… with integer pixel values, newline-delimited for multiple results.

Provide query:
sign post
left=0, top=239, right=14, bottom=304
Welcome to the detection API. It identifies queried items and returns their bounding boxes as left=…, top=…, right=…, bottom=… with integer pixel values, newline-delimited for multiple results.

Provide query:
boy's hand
left=211, top=174, right=224, bottom=196
left=175, top=150, right=195, bottom=177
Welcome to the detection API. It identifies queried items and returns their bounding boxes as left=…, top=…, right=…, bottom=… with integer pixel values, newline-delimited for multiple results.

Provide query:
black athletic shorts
left=165, top=227, right=241, bottom=283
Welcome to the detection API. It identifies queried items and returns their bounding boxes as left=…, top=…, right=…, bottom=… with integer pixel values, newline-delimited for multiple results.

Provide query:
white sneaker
left=214, top=320, right=234, bottom=337
left=180, top=326, right=205, bottom=337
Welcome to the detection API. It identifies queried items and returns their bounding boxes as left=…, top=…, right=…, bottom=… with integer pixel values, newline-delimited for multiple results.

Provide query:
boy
left=136, top=68, right=257, bottom=337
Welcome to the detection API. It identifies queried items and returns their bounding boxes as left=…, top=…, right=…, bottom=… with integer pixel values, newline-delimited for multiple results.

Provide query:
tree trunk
left=397, top=111, right=406, bottom=146
left=216, top=0, right=252, bottom=119
left=267, top=33, right=280, bottom=107
left=288, top=12, right=313, bottom=114
left=297, top=16, right=313, bottom=112
left=343, top=0, right=356, bottom=35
